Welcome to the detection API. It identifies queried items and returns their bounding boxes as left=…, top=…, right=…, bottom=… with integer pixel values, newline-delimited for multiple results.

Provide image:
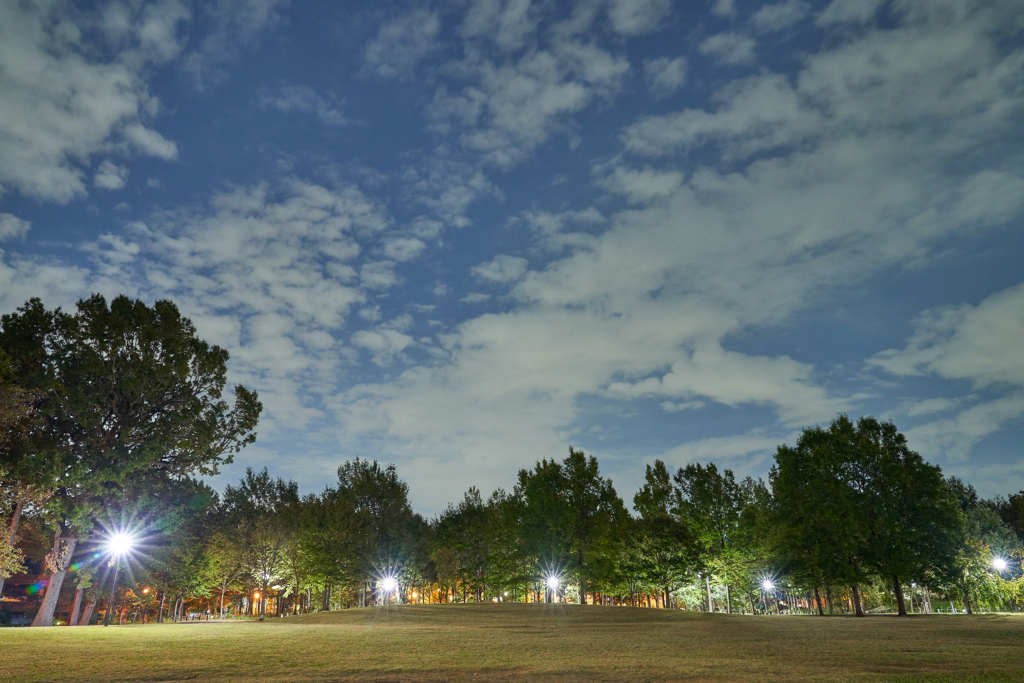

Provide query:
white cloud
left=182, top=0, right=285, bottom=88
left=643, top=57, right=687, bottom=97
left=94, top=161, right=129, bottom=190
left=515, top=208, right=604, bottom=253
left=870, top=282, right=1024, bottom=389
left=351, top=327, right=414, bottom=366
left=430, top=44, right=628, bottom=167
left=605, top=342, right=844, bottom=426
left=660, top=431, right=791, bottom=465
left=11, top=177, right=388, bottom=441
left=600, top=166, right=683, bottom=204
left=461, top=0, right=538, bottom=52
left=751, top=1, right=809, bottom=32
left=381, top=237, right=427, bottom=262
left=660, top=399, right=706, bottom=413
left=0, top=253, right=94, bottom=317
left=364, top=10, right=441, bottom=79
left=0, top=214, right=30, bottom=241
left=359, top=306, right=382, bottom=323
left=607, top=0, right=671, bottom=36
left=711, top=0, right=736, bottom=17
left=472, top=254, right=529, bottom=283
left=123, top=123, right=179, bottom=160
left=360, top=261, right=398, bottom=290
left=260, top=85, right=348, bottom=126
left=902, top=397, right=963, bottom=418
left=402, top=155, right=498, bottom=230
left=906, top=393, right=1024, bottom=462
left=460, top=293, right=491, bottom=304
left=622, top=74, right=819, bottom=158
left=816, top=0, right=885, bottom=25
left=698, top=32, right=757, bottom=65
left=87, top=233, right=140, bottom=264
left=0, top=1, right=185, bottom=202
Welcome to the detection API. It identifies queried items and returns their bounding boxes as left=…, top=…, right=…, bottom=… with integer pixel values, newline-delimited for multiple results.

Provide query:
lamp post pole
left=103, top=558, right=121, bottom=627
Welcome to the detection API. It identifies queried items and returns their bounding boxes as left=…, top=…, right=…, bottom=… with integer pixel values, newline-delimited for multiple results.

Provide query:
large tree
left=335, top=459, right=417, bottom=606
left=772, top=415, right=963, bottom=616
left=0, top=295, right=261, bottom=626
left=855, top=418, right=963, bottom=616
left=673, top=462, right=747, bottom=612
left=633, top=460, right=691, bottom=608
left=771, top=418, right=874, bottom=616
left=516, top=448, right=626, bottom=605
left=222, top=468, right=298, bottom=620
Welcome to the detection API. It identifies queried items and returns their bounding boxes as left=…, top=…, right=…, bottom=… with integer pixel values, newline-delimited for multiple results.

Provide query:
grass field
left=2, top=605, right=1023, bottom=680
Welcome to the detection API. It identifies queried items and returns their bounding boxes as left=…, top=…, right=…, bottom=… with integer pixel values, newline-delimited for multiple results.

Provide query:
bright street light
left=380, top=576, right=398, bottom=594
left=761, top=579, right=775, bottom=591
left=545, top=575, right=559, bottom=591
left=105, top=531, right=136, bottom=558
left=102, top=530, right=137, bottom=627
left=992, top=557, right=1008, bottom=572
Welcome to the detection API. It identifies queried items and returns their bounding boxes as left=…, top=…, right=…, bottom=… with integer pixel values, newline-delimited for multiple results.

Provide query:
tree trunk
left=31, top=536, right=78, bottom=627
left=0, top=499, right=25, bottom=598
left=322, top=583, right=331, bottom=611
left=706, top=574, right=714, bottom=612
left=813, top=586, right=825, bottom=616
left=964, top=590, right=974, bottom=615
left=69, top=587, right=84, bottom=626
left=892, top=576, right=907, bottom=616
left=219, top=583, right=227, bottom=619
left=725, top=584, right=732, bottom=614
left=825, top=586, right=834, bottom=614
left=78, top=600, right=96, bottom=625
left=850, top=584, right=865, bottom=617
left=157, top=591, right=165, bottom=623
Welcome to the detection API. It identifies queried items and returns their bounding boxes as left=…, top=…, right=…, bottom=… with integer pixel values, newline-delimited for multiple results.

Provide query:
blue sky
left=2, top=0, right=1023, bottom=513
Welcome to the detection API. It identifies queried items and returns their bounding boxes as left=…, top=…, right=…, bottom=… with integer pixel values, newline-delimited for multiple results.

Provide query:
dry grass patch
left=2, top=605, right=1023, bottom=680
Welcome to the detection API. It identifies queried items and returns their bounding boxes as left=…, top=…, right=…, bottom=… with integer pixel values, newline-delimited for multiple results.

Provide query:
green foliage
left=515, top=448, right=627, bottom=601
left=0, top=294, right=261, bottom=534
left=0, top=538, right=25, bottom=579
left=632, top=460, right=691, bottom=599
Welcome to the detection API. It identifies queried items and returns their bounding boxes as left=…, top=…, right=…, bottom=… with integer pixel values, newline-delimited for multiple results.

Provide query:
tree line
left=2, top=295, right=1023, bottom=626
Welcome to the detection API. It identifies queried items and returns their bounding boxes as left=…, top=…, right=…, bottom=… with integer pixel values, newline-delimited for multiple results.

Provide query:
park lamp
left=991, top=556, right=1008, bottom=573
left=105, top=531, right=137, bottom=559
left=101, top=530, right=137, bottom=627
left=545, top=574, right=560, bottom=591
left=761, top=578, right=775, bottom=591
left=380, top=575, right=398, bottom=594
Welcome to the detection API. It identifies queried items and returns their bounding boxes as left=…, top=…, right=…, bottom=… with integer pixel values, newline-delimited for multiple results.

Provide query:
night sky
left=1, top=0, right=1022, bottom=512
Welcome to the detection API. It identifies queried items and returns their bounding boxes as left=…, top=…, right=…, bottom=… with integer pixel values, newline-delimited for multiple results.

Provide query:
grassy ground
left=2, top=605, right=1023, bottom=681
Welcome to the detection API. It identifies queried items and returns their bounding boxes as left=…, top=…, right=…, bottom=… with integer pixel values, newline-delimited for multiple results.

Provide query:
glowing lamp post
left=760, top=578, right=776, bottom=615
left=545, top=575, right=560, bottom=604
left=380, top=576, right=398, bottom=606
left=102, top=532, right=136, bottom=626
left=992, top=557, right=1008, bottom=573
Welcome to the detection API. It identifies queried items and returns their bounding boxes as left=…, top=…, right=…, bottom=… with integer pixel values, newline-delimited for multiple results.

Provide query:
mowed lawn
left=2, top=605, right=1024, bottom=681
